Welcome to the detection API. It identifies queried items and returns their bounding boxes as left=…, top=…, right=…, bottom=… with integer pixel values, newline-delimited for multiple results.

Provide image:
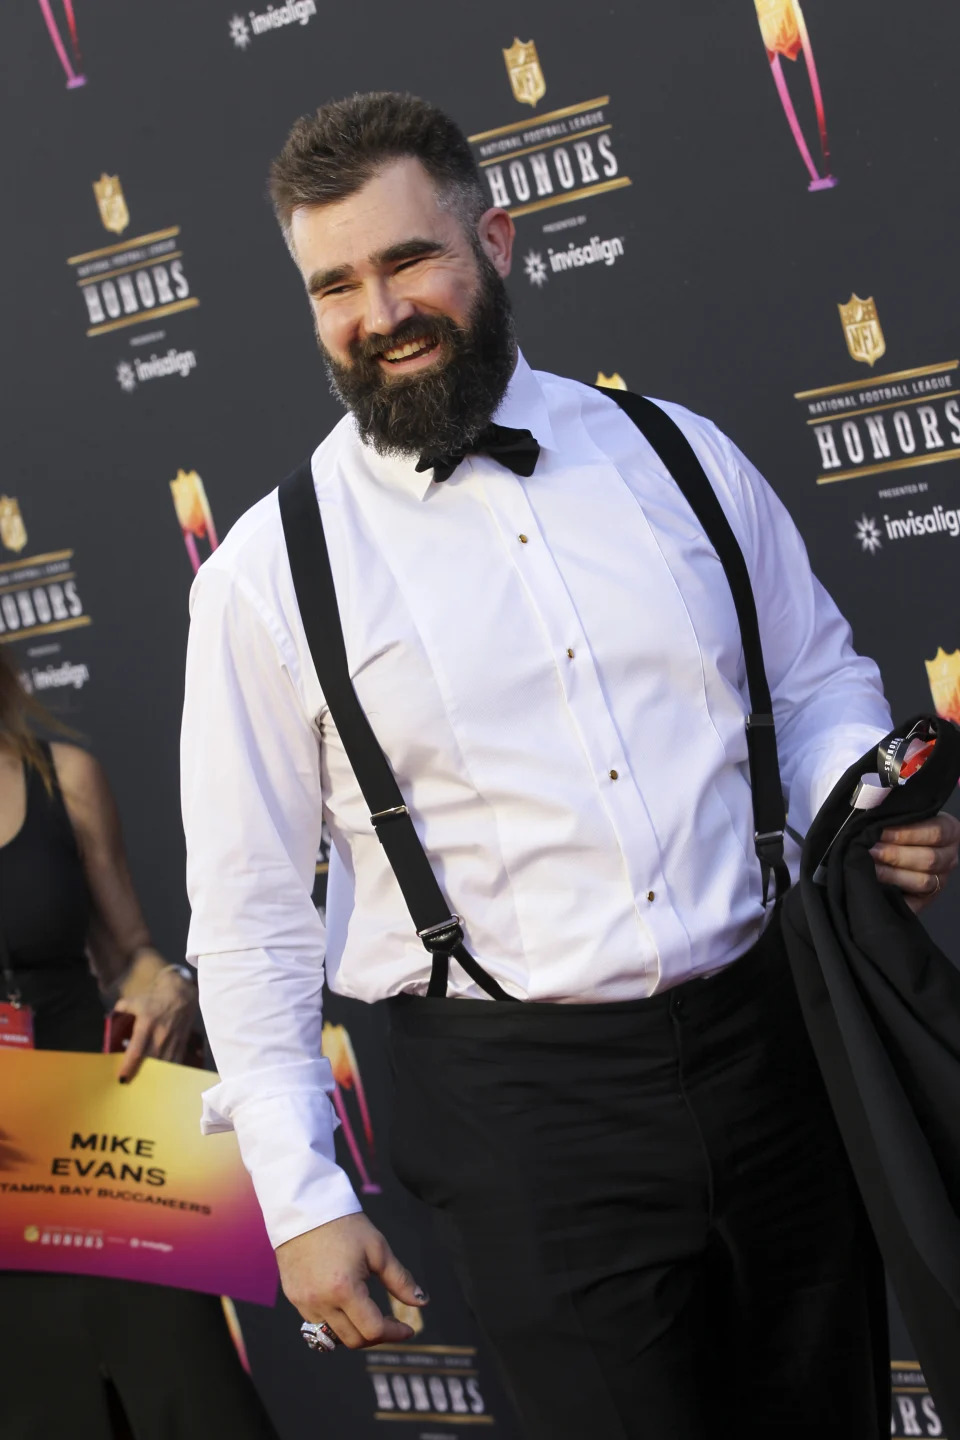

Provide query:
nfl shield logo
left=93, top=174, right=130, bottom=235
left=838, top=295, right=886, bottom=368
left=0, top=497, right=27, bottom=554
left=503, top=38, right=546, bottom=108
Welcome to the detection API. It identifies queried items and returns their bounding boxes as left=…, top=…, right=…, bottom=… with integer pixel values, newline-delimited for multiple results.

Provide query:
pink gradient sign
left=0, top=1050, right=277, bottom=1304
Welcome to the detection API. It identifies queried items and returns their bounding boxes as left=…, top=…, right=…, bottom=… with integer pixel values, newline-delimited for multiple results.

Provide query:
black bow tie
left=416, top=424, right=540, bottom=484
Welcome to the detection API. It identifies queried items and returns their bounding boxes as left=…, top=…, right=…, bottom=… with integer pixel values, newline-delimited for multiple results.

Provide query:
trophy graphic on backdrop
left=321, top=1023, right=381, bottom=1195
left=754, top=0, right=836, bottom=191
left=169, top=470, right=219, bottom=575
left=926, top=649, right=960, bottom=727
left=37, top=0, right=86, bottom=89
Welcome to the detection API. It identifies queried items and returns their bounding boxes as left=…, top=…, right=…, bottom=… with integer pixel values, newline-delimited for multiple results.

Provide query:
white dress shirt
left=181, top=354, right=892, bottom=1247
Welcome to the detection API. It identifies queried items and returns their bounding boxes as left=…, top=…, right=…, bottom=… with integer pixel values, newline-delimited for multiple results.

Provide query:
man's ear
left=477, top=208, right=515, bottom=278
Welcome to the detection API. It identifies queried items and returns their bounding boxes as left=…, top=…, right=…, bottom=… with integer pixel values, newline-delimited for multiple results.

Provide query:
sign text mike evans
left=51, top=1131, right=165, bottom=1185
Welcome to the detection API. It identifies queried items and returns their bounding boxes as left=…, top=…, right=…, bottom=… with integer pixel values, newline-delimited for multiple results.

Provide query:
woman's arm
left=51, top=742, right=198, bottom=1078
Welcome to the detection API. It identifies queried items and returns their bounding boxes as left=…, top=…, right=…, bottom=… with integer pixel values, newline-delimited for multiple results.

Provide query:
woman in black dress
left=0, top=655, right=278, bottom=1440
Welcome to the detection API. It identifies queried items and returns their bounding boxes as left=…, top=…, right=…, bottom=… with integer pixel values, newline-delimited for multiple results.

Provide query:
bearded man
left=180, top=91, right=959, bottom=1439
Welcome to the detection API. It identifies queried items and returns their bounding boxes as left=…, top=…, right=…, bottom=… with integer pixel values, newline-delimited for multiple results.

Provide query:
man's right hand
left=277, top=1212, right=429, bottom=1349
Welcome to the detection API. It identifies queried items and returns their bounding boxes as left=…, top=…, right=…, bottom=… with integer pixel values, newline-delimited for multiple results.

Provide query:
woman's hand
left=111, top=949, right=199, bottom=1081
left=48, top=746, right=200, bottom=1078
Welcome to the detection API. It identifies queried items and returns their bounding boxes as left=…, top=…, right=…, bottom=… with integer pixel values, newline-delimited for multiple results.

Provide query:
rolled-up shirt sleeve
left=715, top=430, right=893, bottom=836
left=181, top=558, right=361, bottom=1248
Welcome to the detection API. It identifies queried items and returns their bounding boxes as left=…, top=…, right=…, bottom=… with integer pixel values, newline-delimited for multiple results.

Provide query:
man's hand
left=277, top=1213, right=429, bottom=1349
left=870, top=812, right=960, bottom=913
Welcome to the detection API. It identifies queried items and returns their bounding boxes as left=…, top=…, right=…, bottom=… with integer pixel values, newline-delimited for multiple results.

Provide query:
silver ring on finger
left=300, top=1320, right=342, bottom=1353
left=934, top=873, right=942, bottom=895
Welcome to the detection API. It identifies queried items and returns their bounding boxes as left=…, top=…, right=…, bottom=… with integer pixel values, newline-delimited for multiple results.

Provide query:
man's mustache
left=347, top=314, right=462, bottom=367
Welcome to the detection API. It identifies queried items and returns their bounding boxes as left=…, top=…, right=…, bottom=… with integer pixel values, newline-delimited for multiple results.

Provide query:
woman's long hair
left=0, top=646, right=74, bottom=788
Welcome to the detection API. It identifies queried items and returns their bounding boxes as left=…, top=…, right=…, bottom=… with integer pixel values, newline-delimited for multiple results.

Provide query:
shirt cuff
left=201, top=1066, right=362, bottom=1248
left=795, top=723, right=892, bottom=837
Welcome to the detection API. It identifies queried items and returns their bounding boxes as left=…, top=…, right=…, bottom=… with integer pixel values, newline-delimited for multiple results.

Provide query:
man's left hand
left=870, top=812, right=960, bottom=913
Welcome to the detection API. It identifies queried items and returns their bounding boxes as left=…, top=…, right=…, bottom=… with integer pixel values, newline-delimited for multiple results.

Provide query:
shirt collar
left=370, top=350, right=556, bottom=502
left=490, top=350, right=556, bottom=454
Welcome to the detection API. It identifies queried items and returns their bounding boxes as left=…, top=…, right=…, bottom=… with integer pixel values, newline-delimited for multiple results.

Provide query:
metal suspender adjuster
left=745, top=713, right=790, bottom=906
left=367, top=799, right=465, bottom=974
left=370, top=805, right=409, bottom=827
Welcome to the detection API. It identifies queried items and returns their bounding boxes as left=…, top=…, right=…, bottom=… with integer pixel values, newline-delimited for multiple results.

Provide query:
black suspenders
left=605, top=390, right=790, bottom=907
left=278, top=465, right=513, bottom=1002
left=277, top=390, right=789, bottom=1001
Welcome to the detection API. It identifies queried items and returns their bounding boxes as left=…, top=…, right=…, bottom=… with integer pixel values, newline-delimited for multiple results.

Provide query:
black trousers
left=0, top=1273, right=278, bottom=1440
left=387, top=915, right=889, bottom=1439
left=0, top=971, right=278, bottom=1440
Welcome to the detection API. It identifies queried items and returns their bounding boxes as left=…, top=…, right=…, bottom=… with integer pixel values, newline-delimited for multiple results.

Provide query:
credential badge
left=0, top=497, right=28, bottom=554
left=838, top=295, right=886, bottom=368
left=93, top=174, right=130, bottom=235
left=503, top=38, right=546, bottom=108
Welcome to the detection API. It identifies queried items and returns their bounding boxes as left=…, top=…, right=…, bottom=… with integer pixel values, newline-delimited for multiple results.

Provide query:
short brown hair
left=269, top=91, right=486, bottom=241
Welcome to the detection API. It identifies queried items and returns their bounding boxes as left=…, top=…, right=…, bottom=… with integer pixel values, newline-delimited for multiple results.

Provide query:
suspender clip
left=754, top=829, right=789, bottom=907
left=745, top=713, right=775, bottom=729
left=417, top=916, right=464, bottom=956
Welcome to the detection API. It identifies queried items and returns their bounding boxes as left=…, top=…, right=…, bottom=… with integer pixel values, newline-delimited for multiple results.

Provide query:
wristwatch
left=164, top=961, right=198, bottom=987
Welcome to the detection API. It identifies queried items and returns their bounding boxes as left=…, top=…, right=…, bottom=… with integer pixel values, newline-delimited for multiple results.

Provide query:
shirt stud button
left=647, top=891, right=655, bottom=903
left=566, top=648, right=575, bottom=659
left=518, top=534, right=529, bottom=544
left=609, top=769, right=619, bottom=780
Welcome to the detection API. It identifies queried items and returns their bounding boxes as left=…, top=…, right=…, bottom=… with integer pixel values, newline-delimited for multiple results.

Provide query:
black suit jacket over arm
left=782, top=715, right=960, bottom=1432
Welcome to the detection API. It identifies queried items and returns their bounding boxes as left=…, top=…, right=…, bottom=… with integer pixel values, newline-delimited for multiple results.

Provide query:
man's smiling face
left=289, top=156, right=518, bottom=456
left=294, top=156, right=484, bottom=379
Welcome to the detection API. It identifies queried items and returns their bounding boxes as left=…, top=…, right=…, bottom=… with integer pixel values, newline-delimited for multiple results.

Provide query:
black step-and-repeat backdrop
left=3, top=2, right=958, bottom=1435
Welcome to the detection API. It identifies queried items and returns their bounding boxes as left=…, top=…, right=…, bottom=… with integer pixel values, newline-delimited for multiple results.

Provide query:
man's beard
left=321, top=256, right=517, bottom=458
